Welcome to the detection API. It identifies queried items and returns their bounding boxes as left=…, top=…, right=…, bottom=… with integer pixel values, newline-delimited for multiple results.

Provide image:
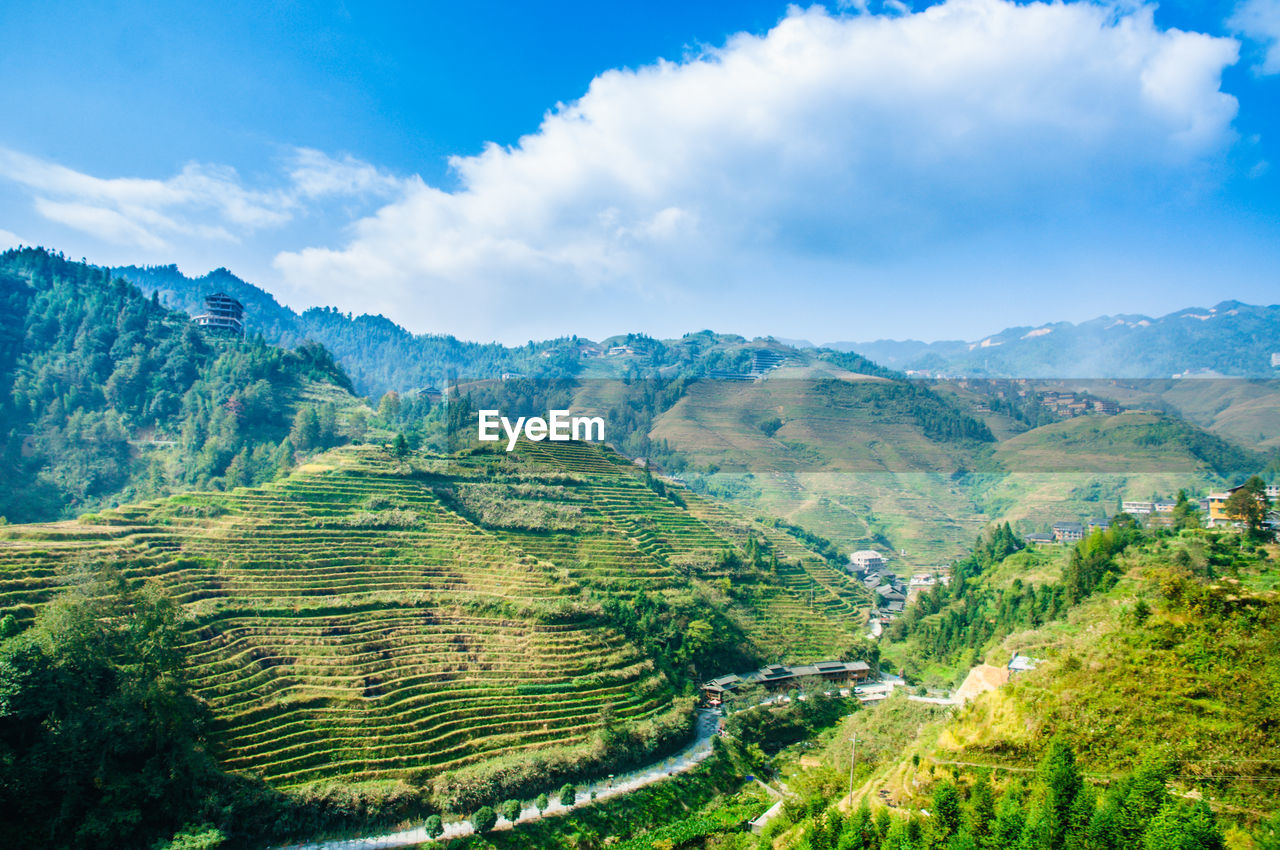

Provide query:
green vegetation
left=774, top=741, right=1228, bottom=850
left=0, top=439, right=868, bottom=846
left=0, top=248, right=364, bottom=524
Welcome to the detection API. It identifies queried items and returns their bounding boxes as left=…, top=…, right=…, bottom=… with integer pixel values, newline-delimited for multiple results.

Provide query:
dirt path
left=273, top=709, right=722, bottom=850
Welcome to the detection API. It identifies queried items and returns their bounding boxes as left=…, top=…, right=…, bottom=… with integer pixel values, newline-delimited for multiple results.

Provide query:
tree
left=535, top=793, right=549, bottom=818
left=1224, top=476, right=1270, bottom=537
left=931, top=780, right=962, bottom=841
left=559, top=782, right=577, bottom=807
left=1041, top=738, right=1082, bottom=846
left=273, top=438, right=295, bottom=479
left=391, top=433, right=410, bottom=461
left=1172, top=489, right=1200, bottom=530
left=378, top=391, right=402, bottom=422
left=290, top=406, right=321, bottom=451
left=965, top=772, right=995, bottom=845
left=423, top=814, right=443, bottom=840
left=471, top=805, right=497, bottom=834
left=158, top=825, right=226, bottom=849
left=1141, top=800, right=1223, bottom=850
left=990, top=793, right=1026, bottom=849
left=499, top=799, right=522, bottom=824
left=0, top=569, right=213, bottom=848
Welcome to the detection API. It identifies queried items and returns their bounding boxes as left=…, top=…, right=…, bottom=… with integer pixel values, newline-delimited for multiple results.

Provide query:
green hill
left=857, top=532, right=1280, bottom=842
left=737, top=528, right=1280, bottom=850
left=0, top=438, right=869, bottom=846
left=0, top=249, right=366, bottom=524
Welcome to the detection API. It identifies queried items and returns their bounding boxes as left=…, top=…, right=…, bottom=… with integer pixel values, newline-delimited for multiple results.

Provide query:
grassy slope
left=0, top=439, right=866, bottom=797
left=1019, top=378, right=1280, bottom=450
left=640, top=369, right=1254, bottom=567
left=857, top=535, right=1280, bottom=831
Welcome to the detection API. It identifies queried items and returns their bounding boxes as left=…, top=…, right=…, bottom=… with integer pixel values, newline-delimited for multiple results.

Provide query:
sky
left=1, top=0, right=1278, bottom=345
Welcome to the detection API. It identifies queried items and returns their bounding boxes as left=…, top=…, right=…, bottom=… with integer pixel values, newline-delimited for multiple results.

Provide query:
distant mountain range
left=827, top=301, right=1280, bottom=378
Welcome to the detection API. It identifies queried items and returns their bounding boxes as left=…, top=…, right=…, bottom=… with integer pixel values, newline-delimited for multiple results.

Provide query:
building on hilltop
left=193, top=292, right=244, bottom=336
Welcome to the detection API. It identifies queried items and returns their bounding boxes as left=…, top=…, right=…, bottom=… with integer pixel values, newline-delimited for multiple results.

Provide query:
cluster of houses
left=1028, top=482, right=1280, bottom=543
left=1036, top=391, right=1120, bottom=417
left=701, top=659, right=872, bottom=705
left=928, top=379, right=1122, bottom=418
left=847, top=550, right=912, bottom=623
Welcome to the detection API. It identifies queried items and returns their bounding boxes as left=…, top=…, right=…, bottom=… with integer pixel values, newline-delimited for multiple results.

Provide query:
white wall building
left=848, top=549, right=886, bottom=573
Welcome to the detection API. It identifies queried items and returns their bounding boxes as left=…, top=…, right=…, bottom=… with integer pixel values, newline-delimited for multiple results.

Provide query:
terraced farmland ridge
left=0, top=440, right=868, bottom=793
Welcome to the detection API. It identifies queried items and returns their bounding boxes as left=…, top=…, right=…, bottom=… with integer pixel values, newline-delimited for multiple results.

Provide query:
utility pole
left=848, top=733, right=856, bottom=806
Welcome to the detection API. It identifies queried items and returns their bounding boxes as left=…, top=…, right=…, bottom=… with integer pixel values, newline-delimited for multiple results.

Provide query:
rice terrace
left=0, top=439, right=868, bottom=828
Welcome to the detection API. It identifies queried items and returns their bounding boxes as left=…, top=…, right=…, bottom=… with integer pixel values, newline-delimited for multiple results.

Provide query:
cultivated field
left=0, top=440, right=867, bottom=792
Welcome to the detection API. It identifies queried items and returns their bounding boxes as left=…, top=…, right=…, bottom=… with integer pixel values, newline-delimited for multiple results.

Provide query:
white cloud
left=0, top=228, right=25, bottom=250
left=0, top=147, right=405, bottom=252
left=274, top=0, right=1240, bottom=341
left=1230, top=0, right=1280, bottom=73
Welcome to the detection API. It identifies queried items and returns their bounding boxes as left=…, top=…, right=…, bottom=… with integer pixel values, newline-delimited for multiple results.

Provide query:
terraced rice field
left=0, top=440, right=869, bottom=790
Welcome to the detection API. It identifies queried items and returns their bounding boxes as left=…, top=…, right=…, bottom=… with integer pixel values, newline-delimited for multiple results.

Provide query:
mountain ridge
left=829, top=299, right=1280, bottom=378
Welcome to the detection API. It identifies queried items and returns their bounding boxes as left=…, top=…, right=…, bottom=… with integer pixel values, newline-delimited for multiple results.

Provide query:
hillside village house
left=701, top=660, right=872, bottom=705
left=848, top=549, right=886, bottom=573
left=1008, top=654, right=1039, bottom=677
left=1207, top=483, right=1279, bottom=528
left=1052, top=521, right=1085, bottom=542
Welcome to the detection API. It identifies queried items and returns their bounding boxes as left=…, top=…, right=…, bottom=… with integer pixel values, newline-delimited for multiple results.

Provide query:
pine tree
left=1040, top=738, right=1082, bottom=847
left=932, top=781, right=962, bottom=841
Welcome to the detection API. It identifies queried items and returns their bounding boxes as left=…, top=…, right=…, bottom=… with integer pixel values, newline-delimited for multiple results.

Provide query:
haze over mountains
left=832, top=300, right=1280, bottom=379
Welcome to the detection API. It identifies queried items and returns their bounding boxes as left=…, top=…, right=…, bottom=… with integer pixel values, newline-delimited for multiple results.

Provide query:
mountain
left=0, top=438, right=868, bottom=847
left=0, top=249, right=364, bottom=524
left=833, top=300, right=1280, bottom=378
left=113, top=264, right=582, bottom=398
left=31, top=254, right=1280, bottom=567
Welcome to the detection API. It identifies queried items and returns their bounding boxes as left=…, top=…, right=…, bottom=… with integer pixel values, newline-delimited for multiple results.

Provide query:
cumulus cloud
left=273, top=0, right=1240, bottom=340
left=1231, top=0, right=1280, bottom=73
left=0, top=147, right=405, bottom=252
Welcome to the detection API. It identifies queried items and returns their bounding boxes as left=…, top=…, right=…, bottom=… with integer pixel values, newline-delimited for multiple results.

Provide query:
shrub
left=472, top=805, right=497, bottom=834
left=559, top=783, right=578, bottom=807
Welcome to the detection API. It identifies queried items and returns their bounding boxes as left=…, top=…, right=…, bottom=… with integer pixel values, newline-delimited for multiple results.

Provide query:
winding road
left=274, top=709, right=722, bottom=850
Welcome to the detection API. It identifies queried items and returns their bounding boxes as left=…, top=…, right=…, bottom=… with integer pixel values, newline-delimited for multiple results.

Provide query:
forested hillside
left=113, top=263, right=585, bottom=398
left=0, top=249, right=363, bottom=523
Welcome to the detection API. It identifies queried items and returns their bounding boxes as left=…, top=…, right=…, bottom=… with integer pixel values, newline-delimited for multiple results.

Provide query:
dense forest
left=0, top=249, right=360, bottom=523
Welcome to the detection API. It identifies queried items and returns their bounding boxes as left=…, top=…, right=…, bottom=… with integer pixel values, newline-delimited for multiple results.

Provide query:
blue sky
left=1, top=0, right=1278, bottom=344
